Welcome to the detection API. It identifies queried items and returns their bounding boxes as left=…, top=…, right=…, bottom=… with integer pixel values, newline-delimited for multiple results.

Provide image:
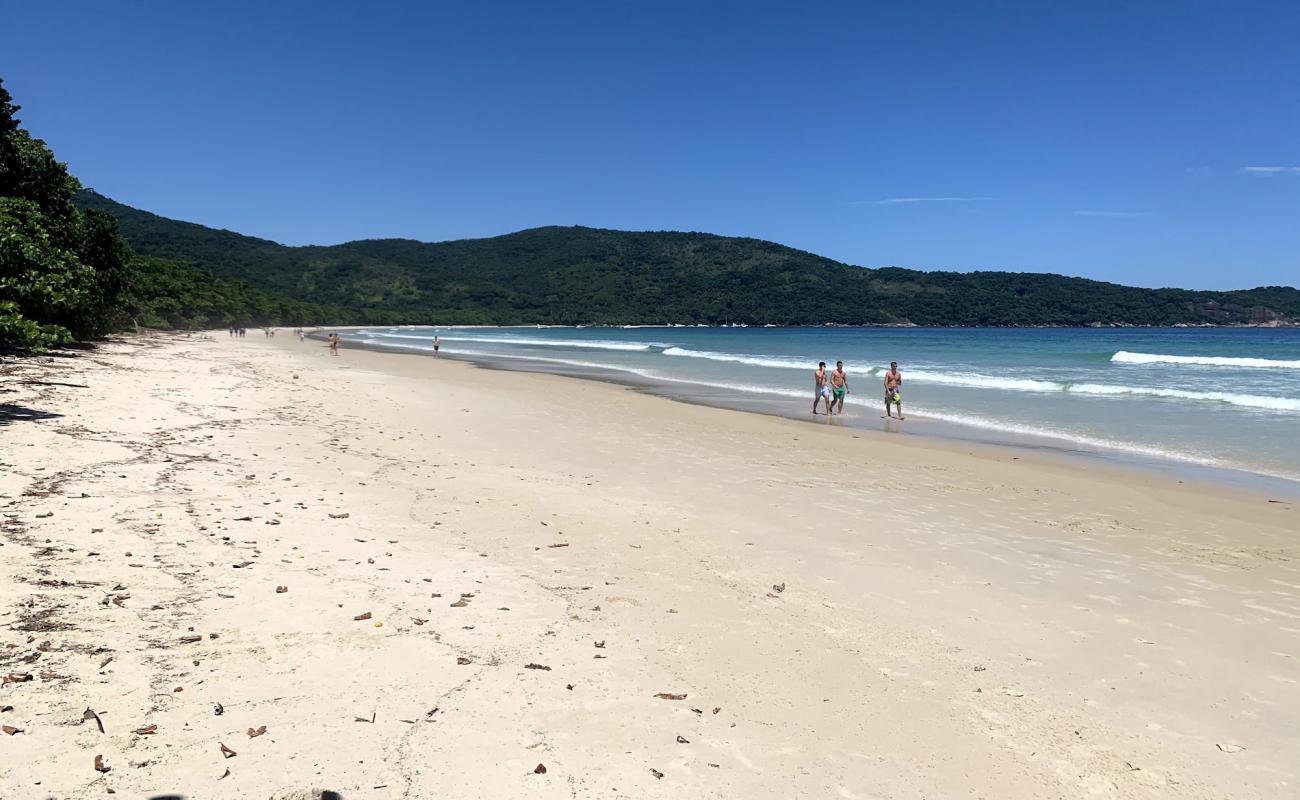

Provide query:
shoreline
left=3, top=331, right=1297, bottom=798
left=333, top=330, right=1300, bottom=499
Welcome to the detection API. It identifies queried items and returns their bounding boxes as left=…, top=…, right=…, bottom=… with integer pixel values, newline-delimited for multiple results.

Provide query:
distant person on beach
left=432, top=335, right=440, bottom=355
left=328, top=333, right=339, bottom=356
left=884, top=361, right=904, bottom=419
left=829, top=360, right=849, bottom=415
left=813, top=361, right=830, bottom=415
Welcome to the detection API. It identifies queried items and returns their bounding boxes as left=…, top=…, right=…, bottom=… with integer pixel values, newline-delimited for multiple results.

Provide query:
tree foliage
left=123, top=255, right=351, bottom=330
left=1, top=77, right=343, bottom=349
left=0, top=78, right=134, bottom=348
left=77, top=189, right=1300, bottom=327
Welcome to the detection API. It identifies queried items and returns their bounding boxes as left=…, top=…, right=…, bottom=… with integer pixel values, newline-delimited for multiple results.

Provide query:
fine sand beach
left=2, top=332, right=1298, bottom=799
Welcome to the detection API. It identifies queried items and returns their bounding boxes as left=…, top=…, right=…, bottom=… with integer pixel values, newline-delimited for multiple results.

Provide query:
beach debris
left=691, top=707, right=703, bottom=714
left=3, top=672, right=33, bottom=684
left=214, top=703, right=225, bottom=716
left=233, top=516, right=253, bottom=522
left=374, top=621, right=383, bottom=628
left=712, top=707, right=721, bottom=714
left=533, top=763, right=547, bottom=774
left=98, top=656, right=114, bottom=670
left=654, top=693, right=687, bottom=700
left=276, top=586, right=288, bottom=593
left=329, top=512, right=350, bottom=519
left=708, top=762, right=720, bottom=768
left=594, top=640, right=605, bottom=648
left=219, top=767, right=230, bottom=780
left=412, top=618, right=427, bottom=626
left=548, top=543, right=569, bottom=548
left=1001, top=688, right=1025, bottom=698
left=0, top=705, right=12, bottom=712
left=94, top=754, right=110, bottom=773
left=133, top=724, right=158, bottom=735
left=83, top=707, right=105, bottom=733
left=772, top=582, right=785, bottom=594
left=2, top=725, right=22, bottom=735
left=219, top=742, right=237, bottom=758
left=457, top=657, right=472, bottom=665
left=180, top=635, right=203, bottom=644
left=449, top=598, right=469, bottom=607
left=1216, top=743, right=1246, bottom=754
left=247, top=726, right=267, bottom=738
left=355, top=712, right=376, bottom=723
left=973, top=665, right=986, bottom=672
left=676, top=735, right=690, bottom=744
left=525, top=663, right=552, bottom=671
left=566, top=684, right=574, bottom=690
left=232, top=561, right=254, bottom=569
left=650, top=768, right=664, bottom=779
left=1124, top=761, right=1140, bottom=771
left=354, top=612, right=372, bottom=621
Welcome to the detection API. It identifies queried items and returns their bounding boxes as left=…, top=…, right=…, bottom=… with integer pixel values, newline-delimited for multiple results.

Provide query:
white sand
left=1, top=332, right=1297, bottom=799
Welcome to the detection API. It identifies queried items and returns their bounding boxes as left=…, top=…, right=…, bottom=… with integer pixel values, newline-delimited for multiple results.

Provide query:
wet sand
left=1, top=331, right=1297, bottom=799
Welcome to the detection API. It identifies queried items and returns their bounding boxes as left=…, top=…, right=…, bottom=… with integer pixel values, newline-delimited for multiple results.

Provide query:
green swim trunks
left=832, top=386, right=845, bottom=399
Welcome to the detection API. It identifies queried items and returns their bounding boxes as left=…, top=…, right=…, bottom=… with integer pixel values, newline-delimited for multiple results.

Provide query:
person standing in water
left=883, top=361, right=904, bottom=419
left=813, top=361, right=830, bottom=415
left=432, top=335, right=441, bottom=355
left=829, top=360, right=849, bottom=415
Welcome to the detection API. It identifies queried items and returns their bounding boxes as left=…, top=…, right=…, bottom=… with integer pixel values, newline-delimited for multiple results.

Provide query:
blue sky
left=4, top=1, right=1297, bottom=289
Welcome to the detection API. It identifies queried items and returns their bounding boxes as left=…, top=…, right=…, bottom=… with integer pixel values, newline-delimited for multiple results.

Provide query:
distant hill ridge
left=74, top=190, right=1300, bottom=327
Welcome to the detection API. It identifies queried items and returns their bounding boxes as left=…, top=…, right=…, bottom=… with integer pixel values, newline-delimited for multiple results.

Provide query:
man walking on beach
left=829, top=360, right=849, bottom=415
left=884, top=361, right=904, bottom=419
left=813, top=361, right=830, bottom=415
left=432, top=335, right=440, bottom=355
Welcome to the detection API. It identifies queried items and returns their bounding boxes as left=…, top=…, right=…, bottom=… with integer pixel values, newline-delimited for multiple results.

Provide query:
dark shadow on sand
left=0, top=403, right=63, bottom=426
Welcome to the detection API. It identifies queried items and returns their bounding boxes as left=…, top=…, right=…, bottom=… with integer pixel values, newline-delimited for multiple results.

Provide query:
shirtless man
left=432, top=335, right=441, bottom=355
left=883, top=361, right=904, bottom=419
left=812, top=361, right=830, bottom=415
left=829, top=360, right=849, bottom=415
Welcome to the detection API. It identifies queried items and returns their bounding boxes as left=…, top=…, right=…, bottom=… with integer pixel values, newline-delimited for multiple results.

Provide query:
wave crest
left=1112, top=351, right=1300, bottom=369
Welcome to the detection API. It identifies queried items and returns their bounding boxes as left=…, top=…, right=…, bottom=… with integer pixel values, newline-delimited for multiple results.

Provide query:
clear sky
left=4, top=1, right=1297, bottom=289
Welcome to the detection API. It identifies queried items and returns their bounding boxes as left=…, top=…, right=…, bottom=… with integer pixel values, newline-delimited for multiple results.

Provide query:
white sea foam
left=1112, top=351, right=1300, bottom=369
left=914, top=409, right=1227, bottom=469
left=905, top=370, right=1061, bottom=392
left=1067, top=383, right=1300, bottom=411
left=661, top=347, right=810, bottom=369
left=374, top=332, right=655, bottom=351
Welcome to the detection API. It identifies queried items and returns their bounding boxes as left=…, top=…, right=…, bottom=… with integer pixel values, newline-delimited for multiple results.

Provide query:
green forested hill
left=75, top=190, right=1300, bottom=328
left=1, top=76, right=350, bottom=349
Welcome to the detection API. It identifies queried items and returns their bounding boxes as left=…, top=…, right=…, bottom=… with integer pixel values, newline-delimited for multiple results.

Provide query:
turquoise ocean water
left=339, top=326, right=1300, bottom=490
